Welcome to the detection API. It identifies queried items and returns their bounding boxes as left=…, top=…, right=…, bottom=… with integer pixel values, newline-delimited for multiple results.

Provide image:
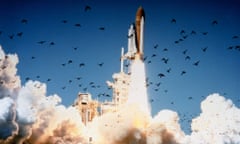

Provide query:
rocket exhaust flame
left=127, top=59, right=150, bottom=116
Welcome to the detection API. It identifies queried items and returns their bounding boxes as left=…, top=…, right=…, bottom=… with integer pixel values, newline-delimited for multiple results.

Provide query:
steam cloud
left=0, top=46, right=239, bottom=144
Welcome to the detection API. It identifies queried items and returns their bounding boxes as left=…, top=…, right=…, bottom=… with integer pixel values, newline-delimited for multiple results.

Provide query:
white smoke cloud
left=0, top=45, right=239, bottom=144
left=183, top=93, right=240, bottom=144
left=147, top=110, right=185, bottom=144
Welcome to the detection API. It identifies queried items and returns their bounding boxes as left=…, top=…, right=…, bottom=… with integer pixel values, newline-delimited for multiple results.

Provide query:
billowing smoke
left=0, top=46, right=239, bottom=144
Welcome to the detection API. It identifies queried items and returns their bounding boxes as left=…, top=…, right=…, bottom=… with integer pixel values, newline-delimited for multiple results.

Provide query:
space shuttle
left=123, top=6, right=145, bottom=61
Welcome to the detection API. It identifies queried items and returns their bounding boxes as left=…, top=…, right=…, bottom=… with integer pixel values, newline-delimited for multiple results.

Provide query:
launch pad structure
left=73, top=6, right=147, bottom=127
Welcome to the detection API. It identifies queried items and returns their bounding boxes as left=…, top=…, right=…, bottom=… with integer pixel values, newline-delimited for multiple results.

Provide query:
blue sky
left=0, top=0, right=239, bottom=133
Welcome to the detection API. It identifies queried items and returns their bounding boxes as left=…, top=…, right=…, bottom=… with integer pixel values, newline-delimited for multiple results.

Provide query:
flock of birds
left=0, top=4, right=239, bottom=133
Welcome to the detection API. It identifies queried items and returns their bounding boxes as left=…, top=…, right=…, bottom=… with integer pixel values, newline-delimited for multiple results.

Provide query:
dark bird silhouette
left=191, top=30, right=196, bottom=35
left=235, top=45, right=240, bottom=50
left=76, top=77, right=82, bottom=80
left=37, top=41, right=46, bottom=44
left=99, top=27, right=105, bottom=30
left=202, top=47, right=208, bottom=52
left=232, top=35, right=239, bottom=39
left=98, top=62, right=104, bottom=67
left=181, top=70, right=186, bottom=75
left=61, top=20, right=68, bottom=23
left=17, top=32, right=23, bottom=37
left=183, top=35, right=188, bottom=39
left=73, top=47, right=78, bottom=50
left=211, top=20, right=218, bottom=25
left=182, top=49, right=188, bottom=55
left=84, top=5, right=91, bottom=12
left=178, top=38, right=184, bottom=42
left=154, top=44, right=159, bottom=49
left=143, top=56, right=147, bottom=61
left=193, top=61, right=200, bottom=66
left=49, top=42, right=55, bottom=46
left=158, top=73, right=165, bottom=78
left=47, top=78, right=51, bottom=82
left=68, top=60, right=73, bottom=64
left=31, top=56, right=35, bottom=59
left=227, top=46, right=233, bottom=50
left=163, top=48, right=168, bottom=51
left=151, top=54, right=156, bottom=57
left=147, top=60, right=151, bottom=64
left=161, top=57, right=169, bottom=64
left=75, top=23, right=81, bottom=27
left=79, top=63, right=85, bottom=67
left=9, top=34, right=14, bottom=39
left=202, top=32, right=208, bottom=35
left=171, top=18, right=176, bottom=23
left=150, top=99, right=154, bottom=103
left=185, top=56, right=191, bottom=60
left=25, top=77, right=30, bottom=81
left=180, top=30, right=186, bottom=35
left=156, top=82, right=161, bottom=87
left=61, top=63, right=66, bottom=66
left=21, top=19, right=28, bottom=24
left=166, top=68, right=171, bottom=73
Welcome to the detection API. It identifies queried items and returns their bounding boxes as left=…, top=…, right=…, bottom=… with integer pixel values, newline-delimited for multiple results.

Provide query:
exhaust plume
left=0, top=46, right=239, bottom=144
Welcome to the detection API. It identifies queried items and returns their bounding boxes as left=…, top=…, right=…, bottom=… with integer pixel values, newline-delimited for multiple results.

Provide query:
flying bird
left=9, top=34, right=14, bottom=39
left=202, top=32, right=208, bottom=35
left=185, top=56, right=191, bottom=60
left=158, top=73, right=165, bottom=78
left=21, top=19, right=28, bottom=24
left=61, top=20, right=68, bottom=23
left=17, top=32, right=23, bottom=37
left=193, top=61, right=200, bottom=66
left=182, top=49, right=188, bottom=55
left=76, top=77, right=82, bottom=80
left=232, top=35, right=239, bottom=39
left=37, top=41, right=46, bottom=44
left=84, top=5, right=91, bottom=12
left=79, top=63, right=85, bottom=67
left=211, top=20, right=218, bottom=25
left=99, top=27, right=105, bottom=30
left=181, top=70, right=186, bottom=75
left=49, top=42, right=55, bottom=46
left=154, top=44, right=159, bottom=49
left=75, top=23, right=81, bottom=27
left=191, top=30, right=196, bottom=35
left=161, top=57, right=169, bottom=64
left=151, top=54, right=156, bottom=57
left=163, top=48, right=168, bottom=51
left=180, top=30, right=186, bottom=35
left=202, top=47, right=208, bottom=52
left=166, top=68, right=171, bottom=73
left=143, top=56, right=147, bottom=61
left=171, top=18, right=176, bottom=23
left=98, top=62, right=104, bottom=67
left=156, top=82, right=161, bottom=87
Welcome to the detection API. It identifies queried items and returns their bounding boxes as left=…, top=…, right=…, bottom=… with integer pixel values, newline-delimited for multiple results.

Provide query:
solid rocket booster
left=135, top=6, right=145, bottom=59
left=123, top=7, right=145, bottom=61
